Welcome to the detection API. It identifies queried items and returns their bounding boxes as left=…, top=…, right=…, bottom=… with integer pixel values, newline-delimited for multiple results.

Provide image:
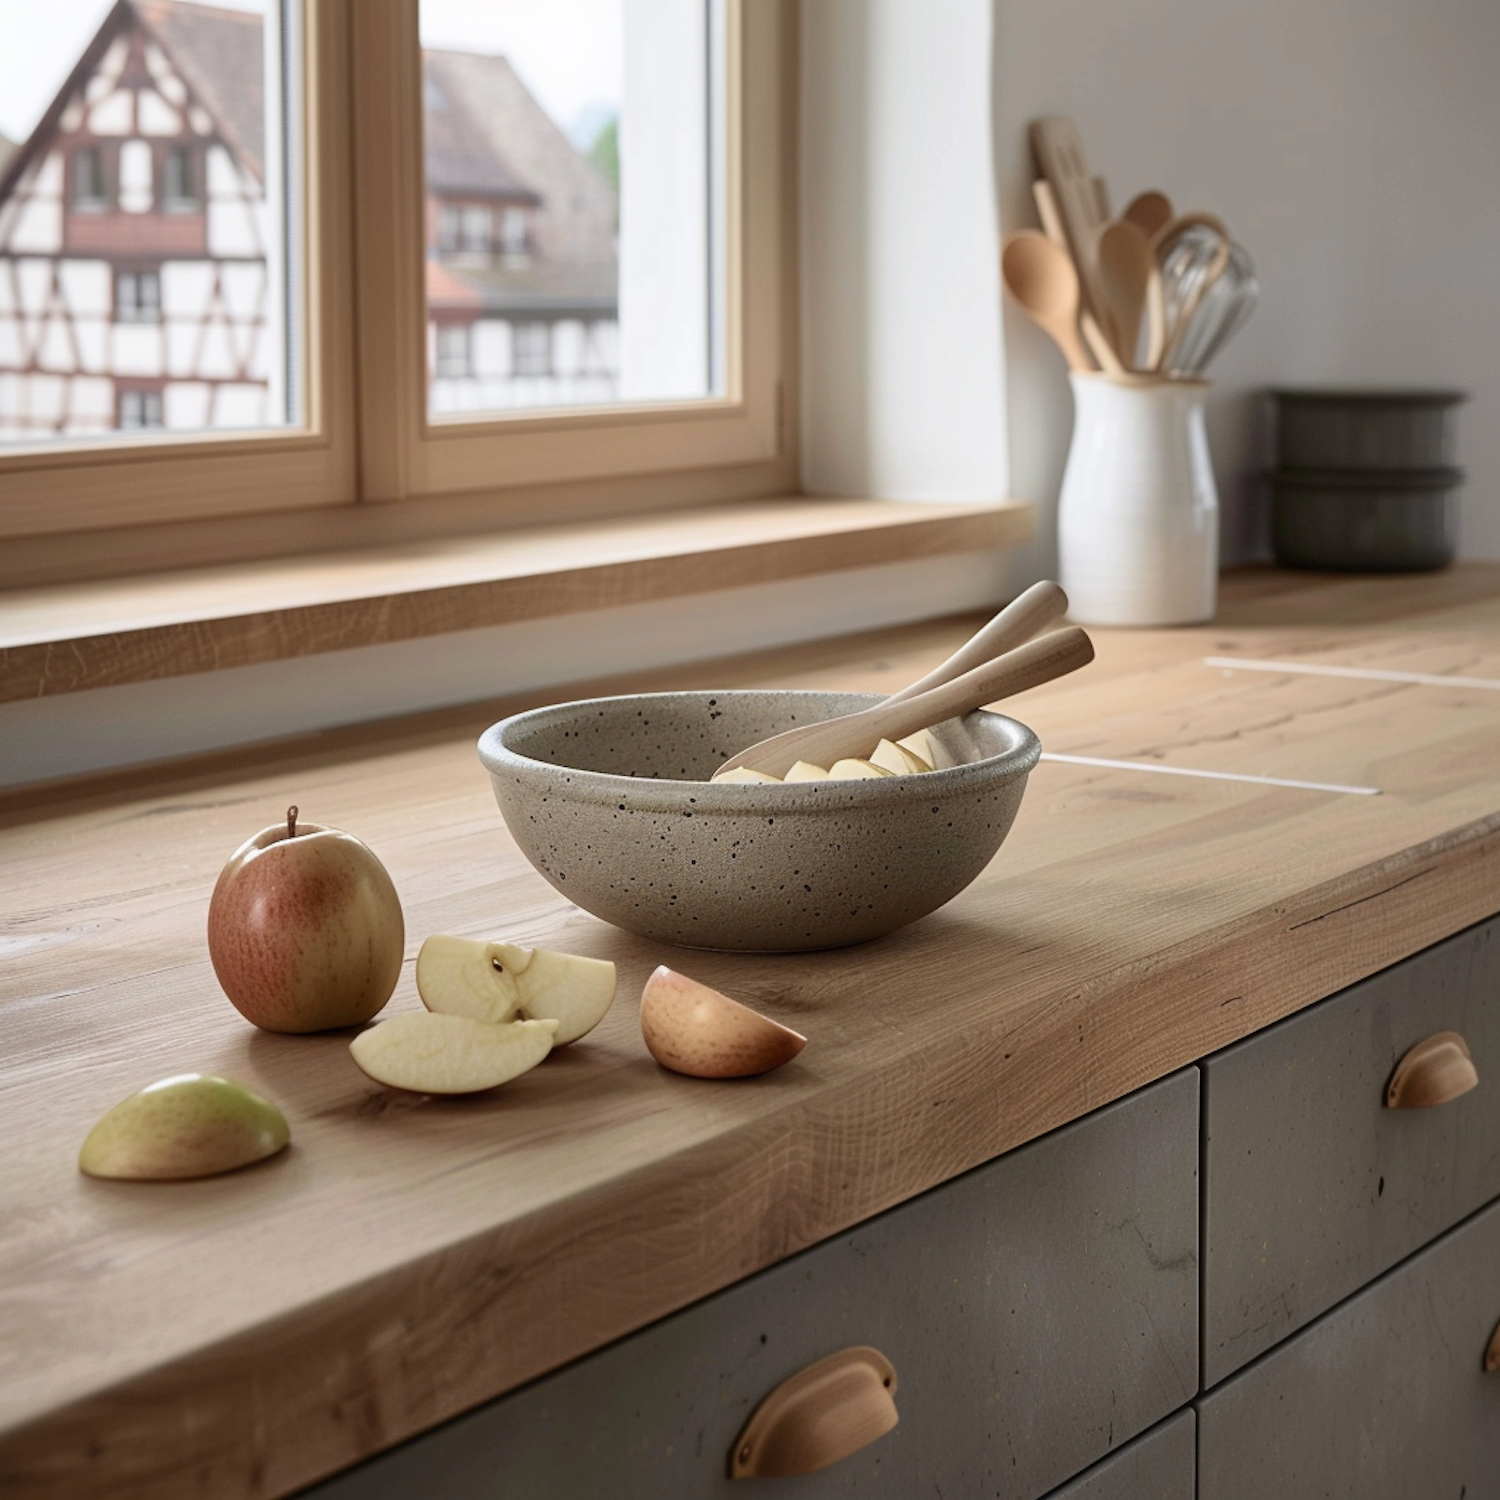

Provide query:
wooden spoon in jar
left=1095, top=219, right=1158, bottom=370
left=714, top=625, right=1094, bottom=781
left=1001, top=230, right=1094, bottom=373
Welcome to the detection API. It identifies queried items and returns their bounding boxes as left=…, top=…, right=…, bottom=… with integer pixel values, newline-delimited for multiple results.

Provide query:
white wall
left=993, top=0, right=1500, bottom=568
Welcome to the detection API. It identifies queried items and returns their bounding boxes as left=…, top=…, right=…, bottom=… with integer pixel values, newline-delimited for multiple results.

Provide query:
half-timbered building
left=0, top=0, right=620, bottom=441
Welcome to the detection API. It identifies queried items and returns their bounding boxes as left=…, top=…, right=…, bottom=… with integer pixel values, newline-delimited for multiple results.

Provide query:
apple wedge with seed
left=416, top=934, right=617, bottom=1044
left=350, top=1012, right=557, bottom=1094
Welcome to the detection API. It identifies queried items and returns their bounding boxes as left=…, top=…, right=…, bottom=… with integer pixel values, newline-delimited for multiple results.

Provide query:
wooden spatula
left=1029, top=117, right=1110, bottom=332
left=714, top=626, right=1094, bottom=781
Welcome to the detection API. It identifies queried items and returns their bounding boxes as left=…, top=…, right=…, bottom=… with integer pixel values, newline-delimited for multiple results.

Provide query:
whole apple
left=207, top=806, right=404, bottom=1033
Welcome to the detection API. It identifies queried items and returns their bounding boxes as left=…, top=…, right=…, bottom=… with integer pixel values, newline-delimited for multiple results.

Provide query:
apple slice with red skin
left=639, top=966, right=807, bottom=1079
left=350, top=1013, right=558, bottom=1094
left=208, top=807, right=404, bottom=1034
left=416, top=934, right=616, bottom=1044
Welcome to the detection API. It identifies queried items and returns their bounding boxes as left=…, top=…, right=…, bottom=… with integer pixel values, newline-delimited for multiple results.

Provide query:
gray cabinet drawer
left=1202, top=913, right=1500, bottom=1385
left=1198, top=1194, right=1500, bottom=1498
left=303, top=1070, right=1198, bottom=1500
left=1043, top=1411, right=1194, bottom=1500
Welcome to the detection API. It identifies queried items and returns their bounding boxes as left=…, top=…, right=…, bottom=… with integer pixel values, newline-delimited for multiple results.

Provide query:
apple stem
left=287, top=806, right=298, bottom=840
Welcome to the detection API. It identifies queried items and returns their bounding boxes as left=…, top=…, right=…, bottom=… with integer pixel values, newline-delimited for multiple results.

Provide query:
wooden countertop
left=4, top=566, right=1500, bottom=1499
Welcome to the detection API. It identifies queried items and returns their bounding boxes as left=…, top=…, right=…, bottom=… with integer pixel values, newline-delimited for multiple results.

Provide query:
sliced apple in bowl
left=350, top=1012, right=558, bottom=1094
left=416, top=934, right=616, bottom=1044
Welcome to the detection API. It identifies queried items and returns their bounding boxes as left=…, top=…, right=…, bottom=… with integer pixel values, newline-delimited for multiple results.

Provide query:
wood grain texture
left=2, top=566, right=1500, bottom=1498
left=0, top=497, right=1030, bottom=703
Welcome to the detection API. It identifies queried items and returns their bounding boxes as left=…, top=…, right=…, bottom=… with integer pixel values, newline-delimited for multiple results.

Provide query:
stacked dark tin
left=1268, top=388, right=1467, bottom=570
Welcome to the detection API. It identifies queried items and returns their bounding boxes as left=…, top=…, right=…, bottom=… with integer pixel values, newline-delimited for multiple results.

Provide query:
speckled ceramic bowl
left=477, top=690, right=1040, bottom=952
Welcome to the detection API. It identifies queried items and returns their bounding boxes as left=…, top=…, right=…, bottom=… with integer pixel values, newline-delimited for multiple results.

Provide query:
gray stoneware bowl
left=478, top=690, right=1040, bottom=952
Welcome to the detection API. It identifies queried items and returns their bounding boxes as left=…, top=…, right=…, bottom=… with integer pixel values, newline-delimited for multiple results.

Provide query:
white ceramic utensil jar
left=1057, top=373, right=1219, bottom=625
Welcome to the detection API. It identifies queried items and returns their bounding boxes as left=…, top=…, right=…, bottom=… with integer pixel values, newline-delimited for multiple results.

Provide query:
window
left=433, top=321, right=470, bottom=378
left=511, top=322, right=551, bottom=378
left=71, top=145, right=109, bottom=210
left=0, top=0, right=792, bottom=559
left=115, top=268, right=161, bottom=324
left=161, top=145, right=200, bottom=212
left=117, top=386, right=164, bottom=429
left=498, top=206, right=528, bottom=259
left=458, top=203, right=490, bottom=256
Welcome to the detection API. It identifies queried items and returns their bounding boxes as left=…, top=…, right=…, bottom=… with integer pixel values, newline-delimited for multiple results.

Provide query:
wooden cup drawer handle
left=730, top=1346, right=898, bottom=1478
left=1386, top=1031, right=1479, bottom=1109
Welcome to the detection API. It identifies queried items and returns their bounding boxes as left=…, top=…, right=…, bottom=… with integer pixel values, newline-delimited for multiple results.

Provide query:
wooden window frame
left=350, top=0, right=789, bottom=510
left=0, top=0, right=357, bottom=542
left=0, top=0, right=796, bottom=566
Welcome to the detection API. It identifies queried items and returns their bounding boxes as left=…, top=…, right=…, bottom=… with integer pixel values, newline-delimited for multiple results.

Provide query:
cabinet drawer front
left=1198, top=1195, right=1500, bottom=1498
left=1042, top=1411, right=1194, bottom=1500
left=304, top=1071, right=1197, bottom=1500
left=1202, top=913, right=1500, bottom=1385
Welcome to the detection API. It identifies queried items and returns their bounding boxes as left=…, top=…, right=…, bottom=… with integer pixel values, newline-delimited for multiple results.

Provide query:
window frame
left=349, top=0, right=788, bottom=509
left=0, top=0, right=357, bottom=542
left=0, top=0, right=795, bottom=560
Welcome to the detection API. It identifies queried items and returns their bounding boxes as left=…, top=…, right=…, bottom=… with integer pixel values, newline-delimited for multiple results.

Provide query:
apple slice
left=350, top=1012, right=557, bottom=1094
left=825, top=758, right=895, bottom=780
left=783, top=760, right=830, bottom=782
left=898, top=728, right=942, bottom=769
left=416, top=934, right=617, bottom=1044
left=640, top=966, right=807, bottom=1079
left=79, top=1074, right=289, bottom=1181
left=712, top=766, right=782, bottom=784
left=868, top=737, right=933, bottom=775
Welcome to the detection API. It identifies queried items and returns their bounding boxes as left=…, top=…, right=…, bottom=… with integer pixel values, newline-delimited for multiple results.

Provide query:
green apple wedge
left=350, top=1013, right=557, bottom=1094
left=415, top=934, right=617, bottom=1044
left=80, top=1073, right=290, bottom=1180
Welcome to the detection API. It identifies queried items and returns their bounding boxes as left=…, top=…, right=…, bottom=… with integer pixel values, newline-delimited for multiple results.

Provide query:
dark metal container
left=1271, top=388, right=1467, bottom=472
left=1269, top=466, right=1461, bottom=572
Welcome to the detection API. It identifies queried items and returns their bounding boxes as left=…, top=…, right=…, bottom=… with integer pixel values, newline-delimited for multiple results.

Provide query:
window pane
left=420, top=0, right=727, bottom=418
left=0, top=0, right=303, bottom=445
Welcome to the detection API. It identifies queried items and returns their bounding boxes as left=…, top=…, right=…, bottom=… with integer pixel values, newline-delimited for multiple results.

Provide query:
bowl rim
left=477, top=688, right=1041, bottom=798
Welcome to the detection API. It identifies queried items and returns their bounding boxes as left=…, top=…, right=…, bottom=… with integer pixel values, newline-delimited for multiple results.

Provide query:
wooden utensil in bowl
left=715, top=626, right=1094, bottom=781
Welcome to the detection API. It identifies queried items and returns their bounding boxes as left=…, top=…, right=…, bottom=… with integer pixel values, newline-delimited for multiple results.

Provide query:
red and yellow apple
left=207, top=806, right=404, bottom=1033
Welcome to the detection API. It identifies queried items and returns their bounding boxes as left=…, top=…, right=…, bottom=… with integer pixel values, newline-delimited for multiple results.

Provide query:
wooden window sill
left=0, top=496, right=1033, bottom=704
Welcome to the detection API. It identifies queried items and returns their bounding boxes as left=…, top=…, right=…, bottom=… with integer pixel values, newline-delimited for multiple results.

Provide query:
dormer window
left=72, top=146, right=109, bottom=211
left=499, top=207, right=529, bottom=259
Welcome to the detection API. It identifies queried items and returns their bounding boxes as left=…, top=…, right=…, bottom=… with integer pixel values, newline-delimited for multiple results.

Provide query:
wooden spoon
left=714, top=626, right=1094, bottom=781
left=1096, top=219, right=1156, bottom=369
left=882, top=580, right=1068, bottom=705
left=1001, top=231, right=1093, bottom=373
left=1031, top=181, right=1121, bottom=374
left=1122, top=190, right=1174, bottom=242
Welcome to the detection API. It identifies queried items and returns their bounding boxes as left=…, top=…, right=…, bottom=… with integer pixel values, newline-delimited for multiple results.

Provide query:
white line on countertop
left=1039, top=753, right=1381, bottom=796
left=1205, top=656, right=1500, bottom=691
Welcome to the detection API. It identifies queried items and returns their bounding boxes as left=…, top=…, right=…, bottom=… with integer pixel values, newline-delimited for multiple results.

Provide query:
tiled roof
left=138, top=0, right=266, bottom=175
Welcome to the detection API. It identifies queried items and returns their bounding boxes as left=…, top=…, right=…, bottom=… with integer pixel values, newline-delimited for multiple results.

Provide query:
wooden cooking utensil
left=1096, top=219, right=1156, bottom=370
left=1001, top=231, right=1093, bottom=373
left=882, top=580, right=1068, bottom=705
left=1030, top=182, right=1123, bottom=375
left=715, top=626, right=1094, bottom=781
left=1122, top=190, right=1174, bottom=242
left=1028, top=117, right=1110, bottom=331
